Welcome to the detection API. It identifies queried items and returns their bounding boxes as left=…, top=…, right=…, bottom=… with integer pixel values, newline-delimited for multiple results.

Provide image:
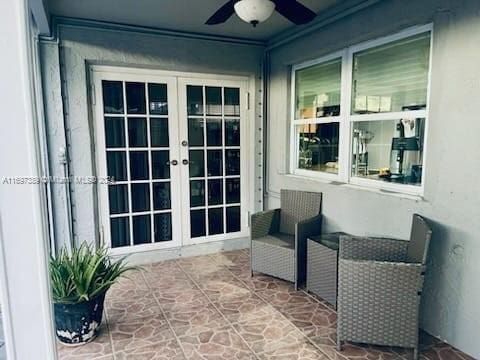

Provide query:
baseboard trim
left=117, top=237, right=250, bottom=265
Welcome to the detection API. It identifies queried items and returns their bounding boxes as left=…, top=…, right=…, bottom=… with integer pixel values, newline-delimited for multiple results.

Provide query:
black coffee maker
left=389, top=118, right=423, bottom=184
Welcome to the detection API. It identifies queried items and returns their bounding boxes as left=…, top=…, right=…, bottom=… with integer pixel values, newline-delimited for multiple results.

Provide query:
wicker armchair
left=250, top=190, right=322, bottom=290
left=336, top=214, right=432, bottom=360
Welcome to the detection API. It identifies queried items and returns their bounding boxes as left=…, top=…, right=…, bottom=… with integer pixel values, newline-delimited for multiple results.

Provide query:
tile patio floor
left=57, top=249, right=473, bottom=360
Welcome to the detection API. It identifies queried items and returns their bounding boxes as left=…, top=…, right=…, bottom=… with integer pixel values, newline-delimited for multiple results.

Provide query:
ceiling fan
left=206, top=0, right=317, bottom=27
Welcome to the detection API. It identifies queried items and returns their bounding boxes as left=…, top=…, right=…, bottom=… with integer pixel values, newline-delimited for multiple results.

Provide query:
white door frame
left=178, top=77, right=250, bottom=246
left=0, top=0, right=57, bottom=358
left=91, top=66, right=252, bottom=254
left=92, top=69, right=182, bottom=255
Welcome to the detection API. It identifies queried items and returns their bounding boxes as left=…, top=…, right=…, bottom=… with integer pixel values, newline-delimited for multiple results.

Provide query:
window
left=293, top=57, right=343, bottom=178
left=291, top=25, right=432, bottom=194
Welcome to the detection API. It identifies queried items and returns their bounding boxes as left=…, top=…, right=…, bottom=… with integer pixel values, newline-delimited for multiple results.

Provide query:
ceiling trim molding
left=40, top=16, right=267, bottom=46
left=267, top=0, right=383, bottom=50
left=39, top=1, right=383, bottom=48
left=29, top=0, right=50, bottom=35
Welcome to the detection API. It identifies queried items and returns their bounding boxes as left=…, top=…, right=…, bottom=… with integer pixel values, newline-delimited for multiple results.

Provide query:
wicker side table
left=306, top=232, right=348, bottom=308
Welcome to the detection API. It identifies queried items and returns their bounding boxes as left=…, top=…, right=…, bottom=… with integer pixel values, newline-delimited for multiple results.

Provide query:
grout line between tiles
left=117, top=252, right=409, bottom=360
left=175, top=256, right=262, bottom=360
left=65, top=252, right=448, bottom=360
left=208, top=252, right=338, bottom=360
left=104, top=310, right=117, bottom=360
left=112, top=251, right=467, bottom=360
left=207, top=253, right=336, bottom=358
left=142, top=264, right=190, bottom=360
left=217, top=254, right=412, bottom=360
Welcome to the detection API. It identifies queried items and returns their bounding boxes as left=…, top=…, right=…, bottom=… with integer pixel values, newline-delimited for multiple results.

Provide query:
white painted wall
left=265, top=0, right=480, bottom=357
left=0, top=0, right=56, bottom=358
left=40, top=24, right=265, bottom=252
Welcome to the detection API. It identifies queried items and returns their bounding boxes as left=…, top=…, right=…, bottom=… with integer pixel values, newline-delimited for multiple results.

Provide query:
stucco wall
left=40, top=25, right=264, bottom=250
left=266, top=0, right=480, bottom=357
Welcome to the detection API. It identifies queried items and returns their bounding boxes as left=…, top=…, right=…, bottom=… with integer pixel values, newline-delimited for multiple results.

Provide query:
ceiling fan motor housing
left=205, top=0, right=316, bottom=27
left=234, top=0, right=276, bottom=26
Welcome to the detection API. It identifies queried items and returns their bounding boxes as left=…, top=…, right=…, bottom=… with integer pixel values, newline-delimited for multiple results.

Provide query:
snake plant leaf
left=50, top=242, right=140, bottom=304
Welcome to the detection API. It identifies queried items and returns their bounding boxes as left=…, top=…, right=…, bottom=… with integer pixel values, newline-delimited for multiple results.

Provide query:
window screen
left=352, top=33, right=431, bottom=114
left=295, top=58, right=342, bottom=119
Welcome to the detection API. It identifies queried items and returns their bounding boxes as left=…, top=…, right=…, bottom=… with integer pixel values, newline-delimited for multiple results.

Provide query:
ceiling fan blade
left=272, top=0, right=317, bottom=25
left=205, top=0, right=236, bottom=25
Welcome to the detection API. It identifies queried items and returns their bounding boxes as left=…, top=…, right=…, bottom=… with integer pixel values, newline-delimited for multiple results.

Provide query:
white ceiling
left=46, top=0, right=340, bottom=41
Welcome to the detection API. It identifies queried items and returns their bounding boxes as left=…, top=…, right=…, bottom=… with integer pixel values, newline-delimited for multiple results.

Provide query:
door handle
left=168, top=160, right=178, bottom=166
left=182, top=159, right=189, bottom=165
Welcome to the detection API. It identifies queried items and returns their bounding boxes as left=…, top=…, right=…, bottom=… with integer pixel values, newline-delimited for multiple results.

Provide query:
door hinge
left=91, top=83, right=96, bottom=105
left=246, top=92, right=250, bottom=110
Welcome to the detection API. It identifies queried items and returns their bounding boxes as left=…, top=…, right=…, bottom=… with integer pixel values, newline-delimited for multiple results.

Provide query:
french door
left=93, top=68, right=248, bottom=253
left=178, top=78, right=247, bottom=246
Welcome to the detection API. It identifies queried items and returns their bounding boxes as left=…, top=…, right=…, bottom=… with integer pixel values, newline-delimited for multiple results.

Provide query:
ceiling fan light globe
left=234, top=0, right=276, bottom=25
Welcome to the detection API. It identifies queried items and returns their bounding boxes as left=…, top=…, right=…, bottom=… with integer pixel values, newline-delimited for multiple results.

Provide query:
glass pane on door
left=126, top=82, right=146, bottom=114
left=102, top=81, right=124, bottom=114
left=128, top=118, right=148, bottom=147
left=190, top=209, right=206, bottom=237
left=207, top=119, right=222, bottom=146
left=206, top=87, right=222, bottom=116
left=133, top=215, right=151, bottom=244
left=107, top=152, right=127, bottom=181
left=152, top=151, right=170, bottom=179
left=226, top=206, right=241, bottom=233
left=208, top=179, right=223, bottom=205
left=225, top=119, right=240, bottom=146
left=187, top=86, right=203, bottom=115
left=148, top=83, right=168, bottom=115
left=101, top=80, right=174, bottom=248
left=111, top=217, right=130, bottom=247
left=186, top=85, right=242, bottom=238
left=131, top=183, right=150, bottom=212
left=105, top=117, right=125, bottom=147
left=153, top=182, right=171, bottom=210
left=188, top=118, right=204, bottom=146
left=190, top=180, right=205, bottom=207
left=208, top=208, right=224, bottom=235
left=207, top=150, right=222, bottom=176
left=154, top=213, right=172, bottom=242
left=151, top=118, right=169, bottom=147
left=109, top=185, right=128, bottom=214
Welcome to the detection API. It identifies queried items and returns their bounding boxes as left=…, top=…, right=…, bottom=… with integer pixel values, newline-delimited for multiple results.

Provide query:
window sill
left=282, top=173, right=425, bottom=202
left=341, top=182, right=425, bottom=201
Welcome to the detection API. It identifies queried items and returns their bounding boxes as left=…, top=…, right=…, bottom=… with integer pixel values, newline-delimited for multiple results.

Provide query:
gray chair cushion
left=253, top=233, right=295, bottom=249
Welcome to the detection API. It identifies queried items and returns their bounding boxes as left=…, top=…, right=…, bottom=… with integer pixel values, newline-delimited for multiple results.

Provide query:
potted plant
left=50, top=242, right=138, bottom=345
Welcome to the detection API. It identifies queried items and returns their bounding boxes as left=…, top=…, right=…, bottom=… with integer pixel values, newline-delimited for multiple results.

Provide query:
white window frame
left=290, top=24, right=433, bottom=196
left=290, top=50, right=348, bottom=182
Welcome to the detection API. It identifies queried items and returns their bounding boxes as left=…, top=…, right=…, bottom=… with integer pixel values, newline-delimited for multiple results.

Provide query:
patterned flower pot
left=53, top=292, right=106, bottom=345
